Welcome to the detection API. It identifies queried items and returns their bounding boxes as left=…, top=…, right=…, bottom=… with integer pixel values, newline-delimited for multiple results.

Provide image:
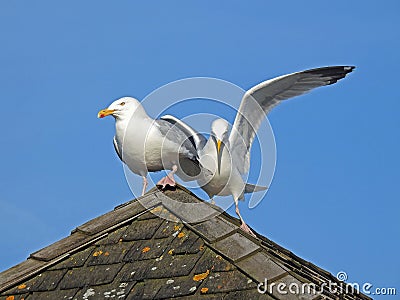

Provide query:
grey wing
left=230, top=66, right=355, bottom=174
left=160, top=115, right=207, bottom=151
left=155, top=119, right=201, bottom=180
left=113, top=136, right=122, bottom=161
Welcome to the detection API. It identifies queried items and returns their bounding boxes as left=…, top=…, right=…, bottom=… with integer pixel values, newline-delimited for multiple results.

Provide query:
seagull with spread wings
left=162, top=66, right=355, bottom=236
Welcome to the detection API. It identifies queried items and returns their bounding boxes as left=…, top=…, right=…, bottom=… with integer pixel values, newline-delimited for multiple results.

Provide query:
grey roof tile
left=25, top=288, right=78, bottom=300
left=58, top=263, right=123, bottom=289
left=213, top=232, right=260, bottom=262
left=121, top=250, right=203, bottom=282
left=192, top=216, right=237, bottom=243
left=201, top=269, right=257, bottom=293
left=87, top=242, right=134, bottom=266
left=125, top=280, right=164, bottom=300
left=156, top=191, right=219, bottom=223
left=172, top=233, right=204, bottom=255
left=0, top=259, right=47, bottom=293
left=48, top=246, right=93, bottom=270
left=153, top=219, right=183, bottom=239
left=29, top=232, right=90, bottom=262
left=193, top=248, right=235, bottom=274
left=151, top=253, right=203, bottom=279
left=94, top=224, right=130, bottom=246
left=137, top=210, right=160, bottom=220
left=76, top=193, right=160, bottom=235
left=166, top=228, right=203, bottom=255
left=1, top=269, right=66, bottom=295
left=119, top=260, right=148, bottom=282
left=121, top=218, right=163, bottom=241
left=72, top=281, right=135, bottom=300
left=122, top=237, right=173, bottom=261
left=26, top=269, right=67, bottom=292
left=236, top=251, right=288, bottom=283
left=154, top=276, right=202, bottom=299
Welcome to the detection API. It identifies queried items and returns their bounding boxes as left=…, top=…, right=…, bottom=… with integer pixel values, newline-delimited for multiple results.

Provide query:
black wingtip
left=303, top=65, right=356, bottom=85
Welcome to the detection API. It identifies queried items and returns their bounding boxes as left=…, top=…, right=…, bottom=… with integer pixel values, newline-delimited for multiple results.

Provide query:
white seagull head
left=98, top=97, right=144, bottom=120
left=211, top=118, right=230, bottom=144
left=210, top=118, right=230, bottom=175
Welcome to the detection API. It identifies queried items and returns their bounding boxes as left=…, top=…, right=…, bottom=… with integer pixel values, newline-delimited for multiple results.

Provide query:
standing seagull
left=98, top=97, right=202, bottom=196
left=163, top=66, right=355, bottom=236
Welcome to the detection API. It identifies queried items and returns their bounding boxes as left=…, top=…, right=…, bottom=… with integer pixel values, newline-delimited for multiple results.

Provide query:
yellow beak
left=98, top=109, right=115, bottom=118
left=217, top=139, right=222, bottom=154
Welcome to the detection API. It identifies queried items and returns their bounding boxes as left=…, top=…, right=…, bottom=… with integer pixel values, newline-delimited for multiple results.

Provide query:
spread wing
left=229, top=66, right=355, bottom=174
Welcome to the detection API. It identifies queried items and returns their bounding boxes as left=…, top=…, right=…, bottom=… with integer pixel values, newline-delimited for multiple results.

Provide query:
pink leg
left=235, top=200, right=256, bottom=237
left=157, top=165, right=178, bottom=189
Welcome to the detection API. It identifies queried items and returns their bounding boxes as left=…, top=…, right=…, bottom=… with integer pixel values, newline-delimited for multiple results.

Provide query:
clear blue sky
left=0, top=1, right=399, bottom=298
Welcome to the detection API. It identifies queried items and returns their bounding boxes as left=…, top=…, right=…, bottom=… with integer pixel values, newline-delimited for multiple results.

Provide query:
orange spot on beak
left=97, top=109, right=115, bottom=118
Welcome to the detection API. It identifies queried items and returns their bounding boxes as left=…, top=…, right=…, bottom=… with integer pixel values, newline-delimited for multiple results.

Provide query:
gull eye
left=120, top=102, right=126, bottom=106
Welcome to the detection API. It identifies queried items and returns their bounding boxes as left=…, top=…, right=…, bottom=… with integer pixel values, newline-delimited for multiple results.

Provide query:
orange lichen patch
left=168, top=249, right=174, bottom=255
left=6, top=296, right=15, bottom=300
left=150, top=206, right=162, bottom=213
left=193, top=269, right=210, bottom=281
left=217, top=285, right=222, bottom=289
left=142, top=246, right=151, bottom=253
left=200, top=287, right=209, bottom=294
left=104, top=251, right=110, bottom=256
left=17, top=284, right=27, bottom=289
left=199, top=245, right=204, bottom=251
left=177, top=232, right=185, bottom=238
left=93, top=250, right=103, bottom=257
left=173, top=225, right=181, bottom=231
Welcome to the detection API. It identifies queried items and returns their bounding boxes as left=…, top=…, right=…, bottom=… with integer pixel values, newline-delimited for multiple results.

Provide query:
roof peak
left=0, top=186, right=370, bottom=299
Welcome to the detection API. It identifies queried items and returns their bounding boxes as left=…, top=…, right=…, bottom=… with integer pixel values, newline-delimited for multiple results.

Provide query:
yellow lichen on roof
left=142, top=246, right=151, bottom=253
left=193, top=269, right=210, bottom=281
left=93, top=250, right=103, bottom=257
left=150, top=206, right=162, bottom=213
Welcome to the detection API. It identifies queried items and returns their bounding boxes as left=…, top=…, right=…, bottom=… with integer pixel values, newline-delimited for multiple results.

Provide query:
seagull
left=98, top=97, right=202, bottom=196
left=162, top=66, right=355, bottom=236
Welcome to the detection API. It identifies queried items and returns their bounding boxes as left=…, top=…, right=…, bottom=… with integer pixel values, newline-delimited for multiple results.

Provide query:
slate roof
left=0, top=186, right=370, bottom=300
